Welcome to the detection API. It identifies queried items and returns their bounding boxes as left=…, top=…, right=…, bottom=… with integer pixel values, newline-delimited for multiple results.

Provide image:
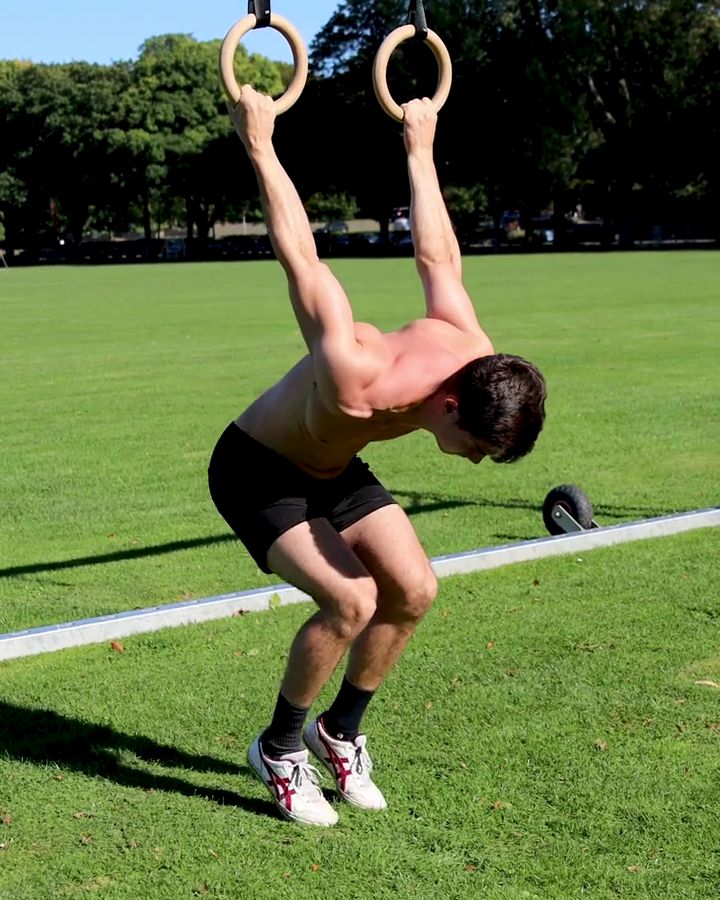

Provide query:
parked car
left=314, top=220, right=349, bottom=235
left=529, top=215, right=555, bottom=245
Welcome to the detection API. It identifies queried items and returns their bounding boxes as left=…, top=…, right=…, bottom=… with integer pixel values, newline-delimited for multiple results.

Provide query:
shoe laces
left=290, top=760, right=323, bottom=795
left=351, top=742, right=373, bottom=781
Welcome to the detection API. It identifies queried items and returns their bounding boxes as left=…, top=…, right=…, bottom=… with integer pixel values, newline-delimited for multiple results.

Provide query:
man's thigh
left=338, top=504, right=437, bottom=608
left=265, top=518, right=378, bottom=617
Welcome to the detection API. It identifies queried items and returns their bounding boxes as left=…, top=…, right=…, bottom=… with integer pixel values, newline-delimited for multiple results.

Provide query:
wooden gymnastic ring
left=372, top=24, right=453, bottom=123
left=220, top=13, right=308, bottom=114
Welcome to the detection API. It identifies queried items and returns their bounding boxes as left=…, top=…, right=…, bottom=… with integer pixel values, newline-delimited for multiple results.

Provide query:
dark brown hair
left=443, top=353, right=546, bottom=462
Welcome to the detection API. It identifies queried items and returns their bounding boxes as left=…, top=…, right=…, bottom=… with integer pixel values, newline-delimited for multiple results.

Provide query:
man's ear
left=443, top=396, right=459, bottom=415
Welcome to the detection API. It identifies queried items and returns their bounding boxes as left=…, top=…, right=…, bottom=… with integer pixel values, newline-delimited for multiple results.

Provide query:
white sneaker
left=304, top=717, right=387, bottom=810
left=247, top=737, right=339, bottom=827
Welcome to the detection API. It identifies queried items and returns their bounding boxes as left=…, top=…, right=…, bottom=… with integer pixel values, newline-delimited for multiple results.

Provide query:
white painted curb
left=1, top=507, right=717, bottom=662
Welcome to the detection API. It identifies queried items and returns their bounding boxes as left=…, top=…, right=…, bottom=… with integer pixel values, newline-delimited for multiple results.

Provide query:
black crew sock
left=260, top=692, right=309, bottom=759
left=321, top=676, right=375, bottom=741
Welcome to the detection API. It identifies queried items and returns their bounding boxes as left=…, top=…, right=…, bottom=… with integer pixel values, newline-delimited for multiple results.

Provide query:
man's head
left=435, top=354, right=546, bottom=463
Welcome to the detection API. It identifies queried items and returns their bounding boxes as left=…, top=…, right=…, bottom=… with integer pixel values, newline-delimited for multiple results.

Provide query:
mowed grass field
left=0, top=533, right=719, bottom=898
left=1, top=252, right=718, bottom=632
left=1, top=252, right=719, bottom=898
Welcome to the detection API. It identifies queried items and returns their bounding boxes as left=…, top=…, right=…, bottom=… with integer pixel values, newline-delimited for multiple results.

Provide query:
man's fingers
left=402, top=97, right=436, bottom=122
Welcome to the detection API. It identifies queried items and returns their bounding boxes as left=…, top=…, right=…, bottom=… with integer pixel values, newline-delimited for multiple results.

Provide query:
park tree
left=52, top=62, right=132, bottom=244
left=306, top=0, right=590, bottom=237
left=305, top=192, right=359, bottom=223
left=0, top=60, right=128, bottom=251
left=1, top=0, right=717, bottom=251
left=120, top=33, right=286, bottom=245
left=304, top=0, right=441, bottom=235
left=0, top=38, right=288, bottom=250
left=516, top=0, right=717, bottom=236
left=307, top=0, right=719, bottom=242
left=0, top=61, right=31, bottom=251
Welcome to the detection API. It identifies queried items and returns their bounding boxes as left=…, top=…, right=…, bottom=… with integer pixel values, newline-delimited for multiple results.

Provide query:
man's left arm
left=405, top=100, right=493, bottom=349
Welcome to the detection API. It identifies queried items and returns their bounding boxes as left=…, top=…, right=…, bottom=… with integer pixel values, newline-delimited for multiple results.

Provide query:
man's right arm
left=228, top=88, right=383, bottom=415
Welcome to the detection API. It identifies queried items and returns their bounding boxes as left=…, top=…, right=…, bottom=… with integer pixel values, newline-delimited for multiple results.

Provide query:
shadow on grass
left=0, top=534, right=238, bottom=579
left=492, top=533, right=543, bottom=543
left=0, top=700, right=280, bottom=819
left=395, top=488, right=676, bottom=522
left=391, top=489, right=480, bottom=517
left=0, top=494, right=480, bottom=579
left=0, top=493, right=677, bottom=580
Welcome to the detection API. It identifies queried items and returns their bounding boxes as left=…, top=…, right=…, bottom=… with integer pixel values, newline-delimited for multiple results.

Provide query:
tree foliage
left=0, top=0, right=717, bottom=251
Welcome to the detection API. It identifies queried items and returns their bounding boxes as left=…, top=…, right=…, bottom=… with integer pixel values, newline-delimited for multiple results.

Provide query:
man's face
left=435, top=408, right=496, bottom=464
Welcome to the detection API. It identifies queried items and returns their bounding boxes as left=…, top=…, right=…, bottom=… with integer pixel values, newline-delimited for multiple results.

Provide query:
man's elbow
left=416, top=249, right=461, bottom=279
left=416, top=253, right=454, bottom=280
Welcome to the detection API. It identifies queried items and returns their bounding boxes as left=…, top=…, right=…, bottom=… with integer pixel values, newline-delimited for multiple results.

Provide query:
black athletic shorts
left=207, top=422, right=396, bottom=574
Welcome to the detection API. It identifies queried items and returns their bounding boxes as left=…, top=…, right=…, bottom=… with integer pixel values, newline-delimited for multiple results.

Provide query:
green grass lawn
left=1, top=253, right=719, bottom=897
left=1, top=252, right=718, bottom=633
left=1, top=530, right=719, bottom=898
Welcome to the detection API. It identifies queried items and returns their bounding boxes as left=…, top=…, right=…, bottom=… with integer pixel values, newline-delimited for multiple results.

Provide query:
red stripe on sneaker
left=317, top=728, right=353, bottom=793
left=263, top=763, right=296, bottom=812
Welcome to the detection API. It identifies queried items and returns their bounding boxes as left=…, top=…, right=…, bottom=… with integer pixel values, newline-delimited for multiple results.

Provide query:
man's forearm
left=249, top=145, right=318, bottom=273
left=408, top=151, right=461, bottom=276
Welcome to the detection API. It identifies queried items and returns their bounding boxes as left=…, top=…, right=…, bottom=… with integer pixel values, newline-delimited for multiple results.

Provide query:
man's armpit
left=312, top=336, right=387, bottom=417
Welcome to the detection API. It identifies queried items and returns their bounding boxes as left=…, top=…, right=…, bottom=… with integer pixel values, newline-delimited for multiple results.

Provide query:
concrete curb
left=1, top=507, right=717, bottom=662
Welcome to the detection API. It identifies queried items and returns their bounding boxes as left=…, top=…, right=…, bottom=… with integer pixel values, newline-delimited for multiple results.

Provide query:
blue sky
left=1, top=1, right=342, bottom=65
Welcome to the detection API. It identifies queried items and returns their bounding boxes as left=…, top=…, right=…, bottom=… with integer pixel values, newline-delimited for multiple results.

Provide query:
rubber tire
left=543, top=484, right=594, bottom=535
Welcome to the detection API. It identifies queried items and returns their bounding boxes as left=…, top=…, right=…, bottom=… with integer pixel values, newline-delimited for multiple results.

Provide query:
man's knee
left=388, top=569, right=438, bottom=624
left=328, top=582, right=378, bottom=641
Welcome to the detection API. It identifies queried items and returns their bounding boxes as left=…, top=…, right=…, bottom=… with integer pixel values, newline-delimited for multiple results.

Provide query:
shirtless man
left=208, top=86, right=546, bottom=827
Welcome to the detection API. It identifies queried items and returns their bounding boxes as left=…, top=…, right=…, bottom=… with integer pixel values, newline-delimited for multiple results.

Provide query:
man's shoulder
left=392, top=317, right=493, bottom=356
